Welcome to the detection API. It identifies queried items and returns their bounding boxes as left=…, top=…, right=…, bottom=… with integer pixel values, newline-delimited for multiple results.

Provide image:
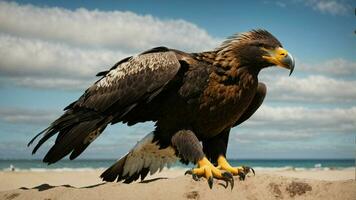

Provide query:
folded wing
left=28, top=47, right=183, bottom=164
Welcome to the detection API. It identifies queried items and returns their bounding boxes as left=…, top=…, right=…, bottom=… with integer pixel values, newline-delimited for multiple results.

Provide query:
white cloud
left=298, top=58, right=356, bottom=78
left=0, top=34, right=122, bottom=90
left=0, top=107, right=60, bottom=125
left=312, top=0, right=350, bottom=15
left=0, top=1, right=220, bottom=90
left=258, top=57, right=356, bottom=104
left=275, top=2, right=287, bottom=7
left=228, top=106, right=355, bottom=151
left=0, top=1, right=219, bottom=52
left=7, top=77, right=92, bottom=90
left=300, top=0, right=351, bottom=15
left=264, top=75, right=356, bottom=103
left=235, top=130, right=315, bottom=143
left=235, top=105, right=356, bottom=140
left=0, top=34, right=125, bottom=78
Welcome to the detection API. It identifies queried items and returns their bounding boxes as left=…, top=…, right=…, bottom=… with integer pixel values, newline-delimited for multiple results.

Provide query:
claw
left=242, top=166, right=255, bottom=176
left=250, top=167, right=255, bottom=176
left=238, top=171, right=246, bottom=181
left=208, top=177, right=213, bottom=189
left=218, top=182, right=228, bottom=189
left=185, top=169, right=200, bottom=181
left=192, top=174, right=200, bottom=181
left=185, top=157, right=235, bottom=189
left=237, top=166, right=255, bottom=181
left=185, top=169, right=192, bottom=175
left=222, top=171, right=234, bottom=190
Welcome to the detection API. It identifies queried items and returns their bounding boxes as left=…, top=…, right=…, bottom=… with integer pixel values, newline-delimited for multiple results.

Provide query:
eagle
left=28, top=29, right=294, bottom=189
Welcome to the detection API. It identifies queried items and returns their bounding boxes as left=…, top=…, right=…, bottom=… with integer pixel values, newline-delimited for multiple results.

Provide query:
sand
left=0, top=168, right=355, bottom=200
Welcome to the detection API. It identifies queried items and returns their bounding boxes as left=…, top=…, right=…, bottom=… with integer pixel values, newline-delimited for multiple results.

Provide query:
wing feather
left=29, top=48, right=183, bottom=163
left=73, top=50, right=181, bottom=116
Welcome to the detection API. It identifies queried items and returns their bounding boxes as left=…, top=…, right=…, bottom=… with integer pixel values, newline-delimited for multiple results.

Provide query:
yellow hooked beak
left=262, top=47, right=295, bottom=76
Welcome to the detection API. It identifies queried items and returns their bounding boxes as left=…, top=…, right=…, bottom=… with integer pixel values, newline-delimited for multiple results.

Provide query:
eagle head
left=217, top=29, right=295, bottom=75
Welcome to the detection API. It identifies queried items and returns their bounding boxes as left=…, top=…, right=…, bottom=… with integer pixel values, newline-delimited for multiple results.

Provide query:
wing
left=233, top=82, right=266, bottom=126
left=68, top=47, right=182, bottom=117
left=29, top=47, right=187, bottom=163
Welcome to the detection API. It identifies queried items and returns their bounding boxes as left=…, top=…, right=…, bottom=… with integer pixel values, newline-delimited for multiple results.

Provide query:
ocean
left=1, top=159, right=354, bottom=172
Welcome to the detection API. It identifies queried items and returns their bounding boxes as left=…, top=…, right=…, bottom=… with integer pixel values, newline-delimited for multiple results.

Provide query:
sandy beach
left=1, top=168, right=355, bottom=200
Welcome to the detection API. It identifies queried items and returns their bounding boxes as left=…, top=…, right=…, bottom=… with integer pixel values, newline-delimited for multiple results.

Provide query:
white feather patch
left=96, top=52, right=179, bottom=89
left=122, top=132, right=177, bottom=177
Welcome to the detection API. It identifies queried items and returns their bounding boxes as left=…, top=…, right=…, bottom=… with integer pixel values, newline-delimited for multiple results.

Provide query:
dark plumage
left=28, top=29, right=295, bottom=186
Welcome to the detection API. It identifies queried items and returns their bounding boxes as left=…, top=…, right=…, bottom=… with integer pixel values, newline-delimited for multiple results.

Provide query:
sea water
left=0, top=159, right=354, bottom=172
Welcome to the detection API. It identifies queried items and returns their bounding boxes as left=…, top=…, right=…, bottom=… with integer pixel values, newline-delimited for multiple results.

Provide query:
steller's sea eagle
left=28, top=29, right=295, bottom=189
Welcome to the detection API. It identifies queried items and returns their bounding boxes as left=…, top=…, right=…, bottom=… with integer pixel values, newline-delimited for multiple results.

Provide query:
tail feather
left=100, top=133, right=177, bottom=183
left=29, top=108, right=110, bottom=164
left=100, top=154, right=128, bottom=182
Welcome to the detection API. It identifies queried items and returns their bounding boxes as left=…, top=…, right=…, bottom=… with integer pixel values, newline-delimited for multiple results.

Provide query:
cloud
left=235, top=130, right=314, bottom=143
left=298, top=58, right=356, bottom=78
left=248, top=105, right=356, bottom=132
left=231, top=105, right=356, bottom=144
left=260, top=56, right=356, bottom=102
left=0, top=34, right=123, bottom=90
left=228, top=104, right=356, bottom=158
left=0, top=1, right=220, bottom=90
left=227, top=105, right=355, bottom=159
left=275, top=2, right=287, bottom=7
left=0, top=34, right=125, bottom=78
left=0, top=107, right=60, bottom=125
left=263, top=1, right=287, bottom=8
left=263, top=75, right=356, bottom=103
left=1, top=104, right=355, bottom=159
left=259, top=57, right=356, bottom=104
left=300, top=0, right=352, bottom=16
left=0, top=1, right=219, bottom=52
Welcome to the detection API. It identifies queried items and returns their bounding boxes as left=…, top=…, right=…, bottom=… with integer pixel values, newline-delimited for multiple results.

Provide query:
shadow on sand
left=19, top=183, right=104, bottom=192
left=17, top=177, right=170, bottom=192
left=140, top=177, right=168, bottom=183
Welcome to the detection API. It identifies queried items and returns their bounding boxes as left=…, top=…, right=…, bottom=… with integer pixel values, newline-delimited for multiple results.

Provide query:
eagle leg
left=217, top=155, right=255, bottom=181
left=171, top=130, right=233, bottom=189
left=185, top=157, right=234, bottom=189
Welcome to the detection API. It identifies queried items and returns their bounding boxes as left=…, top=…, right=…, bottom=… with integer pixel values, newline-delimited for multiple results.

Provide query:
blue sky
left=0, top=0, right=355, bottom=160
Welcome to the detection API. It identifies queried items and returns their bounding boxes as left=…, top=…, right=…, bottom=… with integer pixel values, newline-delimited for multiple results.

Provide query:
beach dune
left=1, top=169, right=355, bottom=200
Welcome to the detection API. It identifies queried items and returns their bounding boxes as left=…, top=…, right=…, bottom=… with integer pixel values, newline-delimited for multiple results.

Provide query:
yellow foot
left=185, top=157, right=234, bottom=189
left=217, top=155, right=255, bottom=181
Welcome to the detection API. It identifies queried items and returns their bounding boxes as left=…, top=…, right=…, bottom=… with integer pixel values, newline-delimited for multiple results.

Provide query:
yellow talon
left=185, top=157, right=234, bottom=189
left=217, top=155, right=255, bottom=180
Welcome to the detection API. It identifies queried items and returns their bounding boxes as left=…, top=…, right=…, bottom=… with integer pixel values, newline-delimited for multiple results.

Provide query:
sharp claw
left=192, top=174, right=200, bottom=181
left=222, top=171, right=233, bottom=179
left=208, top=177, right=213, bottom=189
left=236, top=166, right=256, bottom=181
left=222, top=172, right=234, bottom=190
left=185, top=169, right=200, bottom=181
left=242, top=166, right=255, bottom=176
left=250, top=167, right=255, bottom=176
left=242, top=165, right=247, bottom=173
left=238, top=171, right=245, bottom=181
left=185, top=169, right=192, bottom=175
left=219, top=180, right=228, bottom=189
